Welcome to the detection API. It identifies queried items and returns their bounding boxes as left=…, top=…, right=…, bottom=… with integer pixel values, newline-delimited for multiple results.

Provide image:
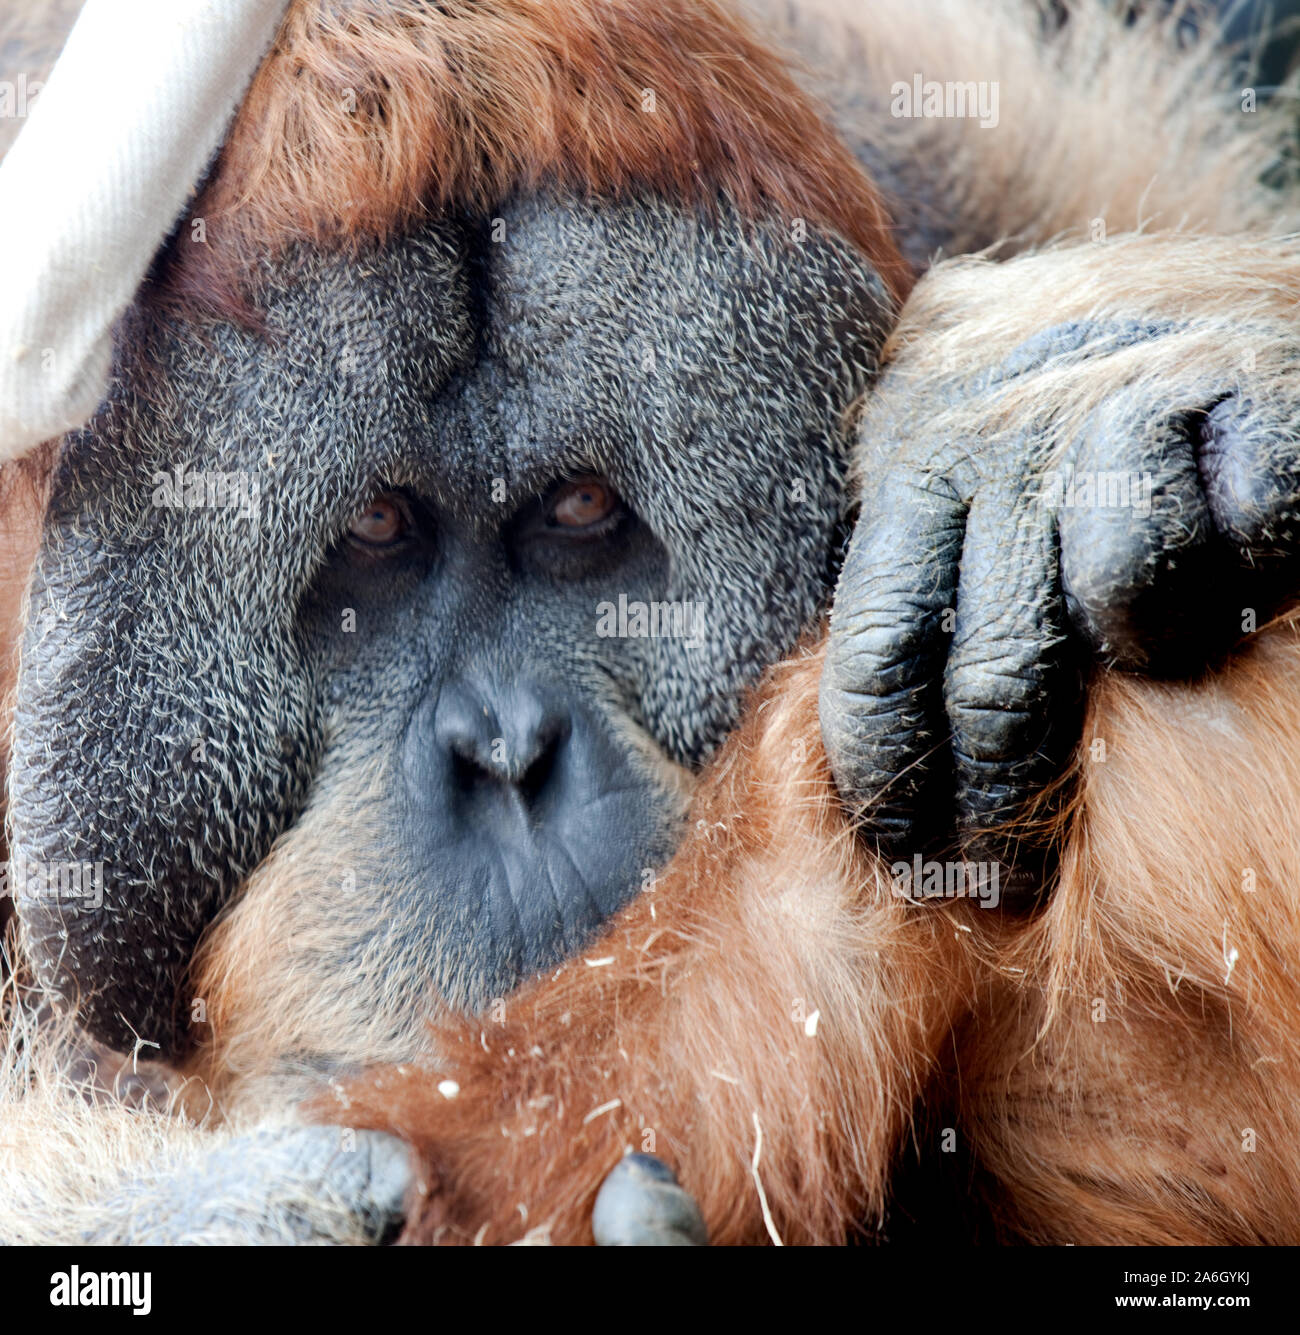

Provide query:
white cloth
left=0, top=0, right=290, bottom=460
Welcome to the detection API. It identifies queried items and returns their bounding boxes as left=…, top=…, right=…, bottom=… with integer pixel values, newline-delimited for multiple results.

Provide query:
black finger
left=1197, top=394, right=1300, bottom=636
left=820, top=470, right=966, bottom=851
left=943, top=475, right=1081, bottom=900
left=1199, top=394, right=1300, bottom=558
left=1060, top=394, right=1233, bottom=674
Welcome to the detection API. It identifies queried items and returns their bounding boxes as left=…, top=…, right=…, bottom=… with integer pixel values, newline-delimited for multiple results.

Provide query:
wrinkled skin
left=9, top=192, right=897, bottom=1245
left=13, top=223, right=1300, bottom=1244
left=822, top=320, right=1300, bottom=881
left=11, top=194, right=892, bottom=1058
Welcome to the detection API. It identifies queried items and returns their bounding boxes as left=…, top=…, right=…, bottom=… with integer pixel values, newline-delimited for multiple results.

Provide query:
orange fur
left=952, top=621, right=1300, bottom=1243
left=9, top=0, right=1300, bottom=1249
left=326, top=617, right=1300, bottom=1245
left=159, top=0, right=910, bottom=322
left=327, top=642, right=974, bottom=1245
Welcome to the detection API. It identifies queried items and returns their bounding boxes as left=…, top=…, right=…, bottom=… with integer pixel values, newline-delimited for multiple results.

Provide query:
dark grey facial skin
left=10, top=191, right=892, bottom=1057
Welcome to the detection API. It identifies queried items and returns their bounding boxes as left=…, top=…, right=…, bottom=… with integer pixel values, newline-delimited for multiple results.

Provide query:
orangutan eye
left=548, top=476, right=620, bottom=530
left=348, top=492, right=410, bottom=549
